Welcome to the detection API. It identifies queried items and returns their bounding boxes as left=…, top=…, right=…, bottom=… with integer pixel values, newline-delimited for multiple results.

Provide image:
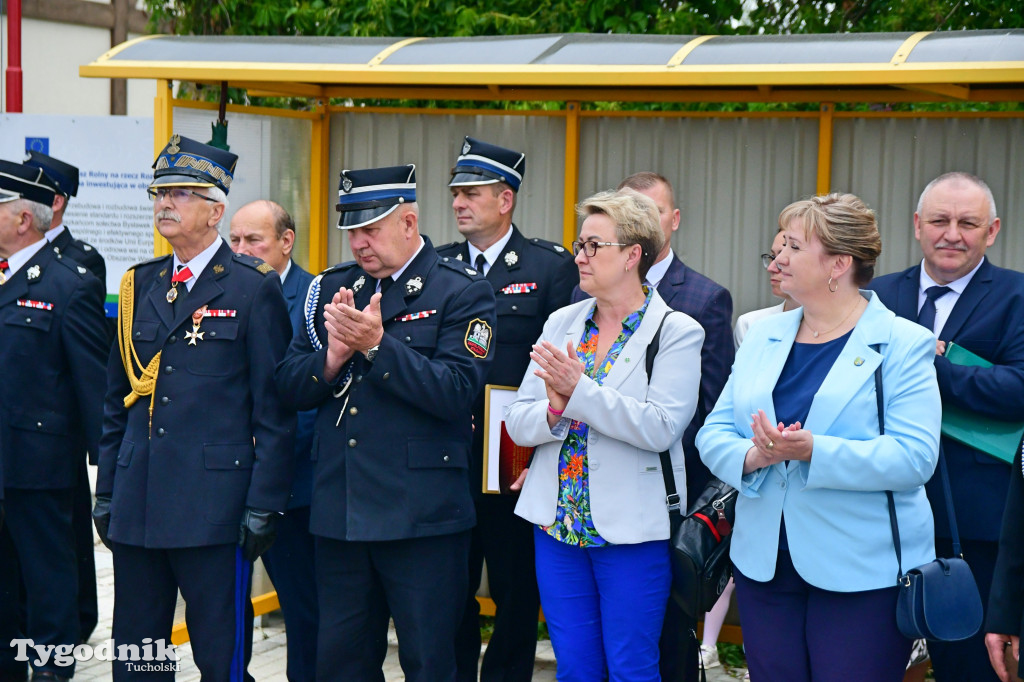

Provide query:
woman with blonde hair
left=506, top=189, right=704, bottom=681
left=698, top=193, right=941, bottom=681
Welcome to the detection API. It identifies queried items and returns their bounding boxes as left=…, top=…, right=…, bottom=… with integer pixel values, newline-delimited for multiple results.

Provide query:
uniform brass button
left=234, top=460, right=240, bottom=467
left=348, top=439, right=357, bottom=447
left=24, top=317, right=31, bottom=324
left=404, top=336, right=412, bottom=343
left=355, top=375, right=363, bottom=383
left=134, top=331, right=141, bottom=338
left=209, top=331, right=217, bottom=338
left=160, top=397, right=170, bottom=405
left=349, top=407, right=358, bottom=416
left=36, top=421, right=43, bottom=429
left=512, top=305, right=518, bottom=311
left=169, top=335, right=177, bottom=343
left=165, top=366, right=175, bottom=374
left=443, top=455, right=450, bottom=463
left=382, top=372, right=390, bottom=380
left=157, top=428, right=166, bottom=436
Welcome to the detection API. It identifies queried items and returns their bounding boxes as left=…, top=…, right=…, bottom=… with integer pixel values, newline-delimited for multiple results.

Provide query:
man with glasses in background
left=93, top=135, right=294, bottom=680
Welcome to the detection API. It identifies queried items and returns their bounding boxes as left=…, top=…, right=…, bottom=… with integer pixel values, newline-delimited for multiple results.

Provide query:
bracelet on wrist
left=547, top=405, right=565, bottom=416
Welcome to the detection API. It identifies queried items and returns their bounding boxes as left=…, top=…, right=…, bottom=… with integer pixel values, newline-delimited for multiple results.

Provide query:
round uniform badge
left=464, top=318, right=492, bottom=358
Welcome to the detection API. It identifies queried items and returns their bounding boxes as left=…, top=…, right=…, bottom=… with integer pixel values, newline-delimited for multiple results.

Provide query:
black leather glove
left=238, top=507, right=279, bottom=562
left=93, top=496, right=113, bottom=550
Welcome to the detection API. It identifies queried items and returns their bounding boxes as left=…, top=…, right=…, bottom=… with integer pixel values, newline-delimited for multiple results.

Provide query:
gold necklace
left=802, top=299, right=861, bottom=339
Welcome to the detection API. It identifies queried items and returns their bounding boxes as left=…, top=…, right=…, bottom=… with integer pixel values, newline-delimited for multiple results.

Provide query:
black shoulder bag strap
left=647, top=311, right=682, bottom=521
left=879, top=345, right=962, bottom=584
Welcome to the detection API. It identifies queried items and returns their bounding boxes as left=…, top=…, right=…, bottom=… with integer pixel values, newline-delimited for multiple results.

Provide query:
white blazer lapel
left=599, top=293, right=669, bottom=391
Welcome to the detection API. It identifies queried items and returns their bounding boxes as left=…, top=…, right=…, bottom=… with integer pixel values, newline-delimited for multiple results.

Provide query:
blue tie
left=917, top=285, right=952, bottom=333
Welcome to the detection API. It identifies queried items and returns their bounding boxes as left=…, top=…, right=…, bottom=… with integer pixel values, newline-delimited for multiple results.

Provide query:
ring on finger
left=767, top=439, right=775, bottom=450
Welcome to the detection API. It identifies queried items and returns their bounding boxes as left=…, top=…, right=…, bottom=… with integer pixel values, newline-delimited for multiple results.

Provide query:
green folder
left=940, top=343, right=1023, bottom=464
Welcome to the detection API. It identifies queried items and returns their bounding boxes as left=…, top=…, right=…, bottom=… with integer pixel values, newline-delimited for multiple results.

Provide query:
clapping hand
left=531, top=340, right=583, bottom=412
left=743, top=409, right=813, bottom=473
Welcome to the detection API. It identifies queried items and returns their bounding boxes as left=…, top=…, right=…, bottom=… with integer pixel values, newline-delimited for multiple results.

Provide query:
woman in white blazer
left=505, top=190, right=703, bottom=681
left=697, top=194, right=941, bottom=682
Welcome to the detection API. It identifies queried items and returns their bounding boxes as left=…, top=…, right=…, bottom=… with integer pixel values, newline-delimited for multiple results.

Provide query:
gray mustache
left=156, top=210, right=181, bottom=223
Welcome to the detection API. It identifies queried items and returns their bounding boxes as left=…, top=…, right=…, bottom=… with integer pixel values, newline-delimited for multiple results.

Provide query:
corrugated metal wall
left=578, top=115, right=820, bottom=324
left=190, top=106, right=1022, bottom=324
left=327, top=112, right=566, bottom=263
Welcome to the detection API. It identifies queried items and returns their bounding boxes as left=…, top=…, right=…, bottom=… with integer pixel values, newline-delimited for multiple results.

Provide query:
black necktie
left=917, top=285, right=952, bottom=333
left=475, top=253, right=487, bottom=276
left=172, top=264, right=190, bottom=316
left=378, top=277, right=393, bottom=295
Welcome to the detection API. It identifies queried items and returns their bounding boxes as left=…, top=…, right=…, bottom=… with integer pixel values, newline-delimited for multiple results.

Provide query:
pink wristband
left=547, top=405, right=565, bottom=416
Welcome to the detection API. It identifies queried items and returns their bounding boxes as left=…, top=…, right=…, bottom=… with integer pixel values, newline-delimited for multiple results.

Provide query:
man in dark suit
left=437, top=137, right=577, bottom=682
left=230, top=199, right=318, bottom=682
left=985, top=439, right=1024, bottom=682
left=0, top=160, right=109, bottom=681
left=23, top=150, right=107, bottom=644
left=869, top=172, right=1024, bottom=682
left=571, top=172, right=734, bottom=682
left=92, top=135, right=295, bottom=681
left=276, top=164, right=496, bottom=681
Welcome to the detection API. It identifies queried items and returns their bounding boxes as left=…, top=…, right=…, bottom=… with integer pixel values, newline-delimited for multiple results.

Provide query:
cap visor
left=448, top=172, right=501, bottom=188
left=149, top=174, right=216, bottom=189
left=337, top=204, right=398, bottom=230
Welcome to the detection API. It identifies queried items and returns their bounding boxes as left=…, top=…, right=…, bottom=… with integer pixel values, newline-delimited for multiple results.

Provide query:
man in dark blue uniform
left=276, top=164, right=496, bottom=682
left=230, top=199, right=318, bottom=682
left=92, top=136, right=294, bottom=681
left=0, top=160, right=109, bottom=681
left=23, top=150, right=107, bottom=644
left=437, top=137, right=577, bottom=682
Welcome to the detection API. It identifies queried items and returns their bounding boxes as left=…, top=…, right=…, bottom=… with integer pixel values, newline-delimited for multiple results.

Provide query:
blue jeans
left=533, top=526, right=671, bottom=682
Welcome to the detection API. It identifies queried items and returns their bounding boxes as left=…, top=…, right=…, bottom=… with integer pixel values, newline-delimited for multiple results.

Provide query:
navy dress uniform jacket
left=51, top=227, right=106, bottom=292
left=276, top=236, right=496, bottom=542
left=0, top=245, right=108, bottom=489
left=987, top=444, right=1024, bottom=645
left=97, top=241, right=295, bottom=548
left=437, top=226, right=577, bottom=488
left=868, top=259, right=1024, bottom=542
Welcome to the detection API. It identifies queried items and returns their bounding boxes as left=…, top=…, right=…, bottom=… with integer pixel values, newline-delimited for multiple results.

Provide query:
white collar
left=5, top=238, right=49, bottom=277
left=467, top=227, right=514, bottom=274
left=645, top=248, right=674, bottom=288
left=45, top=224, right=66, bottom=242
left=279, top=259, right=293, bottom=284
left=918, top=257, right=984, bottom=295
left=173, top=236, right=223, bottom=290
left=381, top=237, right=426, bottom=288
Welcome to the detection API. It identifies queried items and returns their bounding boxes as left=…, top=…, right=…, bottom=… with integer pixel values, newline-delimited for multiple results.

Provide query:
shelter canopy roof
left=81, top=30, right=1024, bottom=103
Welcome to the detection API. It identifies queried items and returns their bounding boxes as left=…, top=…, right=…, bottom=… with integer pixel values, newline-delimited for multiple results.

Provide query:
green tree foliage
left=751, top=0, right=1023, bottom=34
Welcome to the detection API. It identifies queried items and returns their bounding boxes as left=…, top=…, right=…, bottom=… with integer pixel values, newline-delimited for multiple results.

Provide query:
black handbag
left=871, top=353, right=984, bottom=641
left=647, top=312, right=737, bottom=620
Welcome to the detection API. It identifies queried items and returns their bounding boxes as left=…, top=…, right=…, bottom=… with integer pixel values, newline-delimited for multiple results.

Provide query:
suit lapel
left=599, top=293, right=667, bottom=390
left=0, top=245, right=49, bottom=308
left=657, top=255, right=686, bottom=300
left=381, top=239, right=439, bottom=323
left=175, top=243, right=231, bottom=331
left=489, top=225, right=525, bottom=284
left=144, top=262, right=176, bottom=329
left=940, top=259, right=994, bottom=342
left=894, top=265, right=921, bottom=322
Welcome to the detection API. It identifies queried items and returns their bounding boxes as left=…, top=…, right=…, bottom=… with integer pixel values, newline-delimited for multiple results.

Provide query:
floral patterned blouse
left=543, top=286, right=653, bottom=547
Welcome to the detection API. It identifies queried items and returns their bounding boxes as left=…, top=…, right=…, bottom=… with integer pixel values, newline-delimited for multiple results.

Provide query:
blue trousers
left=533, top=527, right=670, bottom=682
left=734, top=549, right=911, bottom=682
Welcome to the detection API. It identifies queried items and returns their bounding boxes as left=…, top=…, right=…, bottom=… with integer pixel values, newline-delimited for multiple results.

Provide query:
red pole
left=6, top=0, right=24, bottom=112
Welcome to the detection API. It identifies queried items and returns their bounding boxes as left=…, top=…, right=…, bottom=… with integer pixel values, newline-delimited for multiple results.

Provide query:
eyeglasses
left=571, top=240, right=628, bottom=257
left=760, top=253, right=777, bottom=270
left=147, top=187, right=218, bottom=203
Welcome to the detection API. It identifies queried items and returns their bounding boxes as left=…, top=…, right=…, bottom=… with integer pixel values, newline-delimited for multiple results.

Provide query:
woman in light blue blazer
left=697, top=193, right=941, bottom=682
left=506, top=189, right=704, bottom=681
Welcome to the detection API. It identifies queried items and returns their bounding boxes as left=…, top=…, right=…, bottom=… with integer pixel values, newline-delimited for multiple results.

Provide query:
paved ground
left=74, top=535, right=743, bottom=680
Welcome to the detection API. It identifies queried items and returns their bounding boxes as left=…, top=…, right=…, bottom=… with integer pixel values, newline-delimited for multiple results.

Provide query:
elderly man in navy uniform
left=230, top=200, right=318, bottom=682
left=23, top=150, right=107, bottom=645
left=436, top=137, right=577, bottom=682
left=0, top=160, right=108, bottom=681
left=92, top=136, right=294, bottom=681
left=276, top=164, right=496, bottom=681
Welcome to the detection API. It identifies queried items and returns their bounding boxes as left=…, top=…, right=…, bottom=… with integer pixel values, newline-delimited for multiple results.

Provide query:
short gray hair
left=12, top=198, right=53, bottom=234
left=917, top=172, right=998, bottom=221
left=205, top=186, right=230, bottom=231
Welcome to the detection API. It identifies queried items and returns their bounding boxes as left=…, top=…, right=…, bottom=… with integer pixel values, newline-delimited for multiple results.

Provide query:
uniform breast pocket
left=396, top=322, right=439, bottom=351
left=186, top=320, right=240, bottom=377
left=3, top=306, right=54, bottom=333
left=496, top=297, right=540, bottom=344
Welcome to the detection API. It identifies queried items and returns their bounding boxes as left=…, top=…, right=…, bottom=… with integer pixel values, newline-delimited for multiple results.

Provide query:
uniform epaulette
left=74, top=239, right=97, bottom=253
left=317, top=260, right=358, bottom=277
left=127, top=254, right=171, bottom=271
left=436, top=241, right=461, bottom=252
left=438, top=256, right=484, bottom=279
left=529, top=237, right=571, bottom=257
left=232, top=253, right=276, bottom=275
left=53, top=255, right=91, bottom=278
